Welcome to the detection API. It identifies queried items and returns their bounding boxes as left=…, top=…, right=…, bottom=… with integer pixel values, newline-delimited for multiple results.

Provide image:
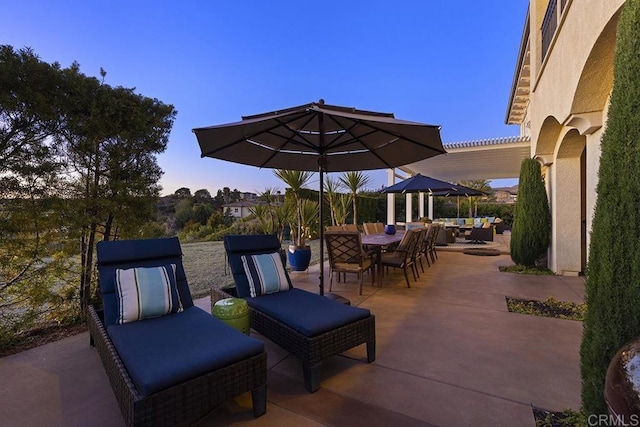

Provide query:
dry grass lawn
left=182, top=238, right=323, bottom=298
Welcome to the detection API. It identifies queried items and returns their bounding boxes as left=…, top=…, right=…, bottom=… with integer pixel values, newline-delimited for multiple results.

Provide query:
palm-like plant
left=250, top=187, right=292, bottom=242
left=252, top=187, right=279, bottom=232
left=250, top=204, right=273, bottom=235
left=333, top=194, right=352, bottom=226
left=459, top=180, right=491, bottom=217
left=339, top=171, right=371, bottom=225
left=274, top=169, right=314, bottom=247
left=324, top=176, right=341, bottom=226
left=298, top=199, right=320, bottom=242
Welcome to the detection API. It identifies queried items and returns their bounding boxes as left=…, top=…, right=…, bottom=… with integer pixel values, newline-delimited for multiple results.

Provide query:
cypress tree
left=510, top=158, right=551, bottom=266
left=581, top=0, right=640, bottom=415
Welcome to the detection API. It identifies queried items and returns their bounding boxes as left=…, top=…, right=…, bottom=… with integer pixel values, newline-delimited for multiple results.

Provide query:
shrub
left=581, top=0, right=640, bottom=415
left=510, top=158, right=550, bottom=266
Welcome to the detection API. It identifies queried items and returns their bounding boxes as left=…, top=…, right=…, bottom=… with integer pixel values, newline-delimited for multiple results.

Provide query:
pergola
left=387, top=135, right=531, bottom=222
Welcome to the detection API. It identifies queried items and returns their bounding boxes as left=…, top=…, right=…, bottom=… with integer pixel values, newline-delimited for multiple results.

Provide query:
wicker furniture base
left=88, top=306, right=267, bottom=426
left=211, top=287, right=376, bottom=393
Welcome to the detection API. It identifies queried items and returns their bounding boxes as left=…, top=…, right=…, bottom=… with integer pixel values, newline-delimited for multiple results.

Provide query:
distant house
left=223, top=201, right=257, bottom=219
left=492, top=186, right=518, bottom=204
left=239, top=192, right=258, bottom=201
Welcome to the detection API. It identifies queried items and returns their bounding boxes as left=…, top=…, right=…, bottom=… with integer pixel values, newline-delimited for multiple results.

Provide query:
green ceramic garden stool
left=212, top=298, right=250, bottom=335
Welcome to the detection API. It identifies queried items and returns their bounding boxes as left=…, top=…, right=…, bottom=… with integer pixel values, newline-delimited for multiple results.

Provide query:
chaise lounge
left=213, top=234, right=376, bottom=393
left=88, top=237, right=267, bottom=426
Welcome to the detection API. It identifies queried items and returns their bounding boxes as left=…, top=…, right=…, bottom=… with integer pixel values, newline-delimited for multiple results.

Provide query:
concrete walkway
left=0, top=245, right=584, bottom=426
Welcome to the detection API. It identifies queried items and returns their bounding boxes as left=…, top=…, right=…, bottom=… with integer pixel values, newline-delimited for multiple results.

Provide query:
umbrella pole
left=318, top=110, right=325, bottom=296
left=319, top=163, right=325, bottom=296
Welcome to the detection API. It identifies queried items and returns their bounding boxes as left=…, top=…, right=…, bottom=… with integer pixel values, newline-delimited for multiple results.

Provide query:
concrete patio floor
left=0, top=236, right=585, bottom=426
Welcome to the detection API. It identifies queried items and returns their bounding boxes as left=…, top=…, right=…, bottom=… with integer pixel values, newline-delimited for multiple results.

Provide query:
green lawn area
left=181, top=238, right=324, bottom=299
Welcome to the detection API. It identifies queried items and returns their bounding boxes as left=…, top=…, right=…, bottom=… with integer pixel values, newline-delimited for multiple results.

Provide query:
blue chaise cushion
left=107, top=306, right=264, bottom=396
left=247, top=288, right=370, bottom=337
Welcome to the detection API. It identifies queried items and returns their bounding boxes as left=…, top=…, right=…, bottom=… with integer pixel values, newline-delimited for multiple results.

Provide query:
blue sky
left=2, top=1, right=528, bottom=196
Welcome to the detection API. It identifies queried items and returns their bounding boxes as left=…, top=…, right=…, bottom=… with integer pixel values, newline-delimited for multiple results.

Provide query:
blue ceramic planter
left=384, top=224, right=396, bottom=235
left=288, top=245, right=311, bottom=271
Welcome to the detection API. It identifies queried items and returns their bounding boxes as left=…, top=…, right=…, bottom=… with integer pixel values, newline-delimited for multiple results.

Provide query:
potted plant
left=274, top=169, right=316, bottom=271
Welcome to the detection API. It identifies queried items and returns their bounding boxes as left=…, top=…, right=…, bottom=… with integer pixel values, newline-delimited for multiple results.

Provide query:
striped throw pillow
left=241, top=252, right=289, bottom=298
left=115, top=264, right=183, bottom=324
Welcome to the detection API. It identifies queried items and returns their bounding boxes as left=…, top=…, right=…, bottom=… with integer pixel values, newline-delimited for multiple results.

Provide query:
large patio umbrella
left=383, top=174, right=484, bottom=219
left=431, top=183, right=487, bottom=218
left=382, top=173, right=459, bottom=194
left=193, top=100, right=445, bottom=296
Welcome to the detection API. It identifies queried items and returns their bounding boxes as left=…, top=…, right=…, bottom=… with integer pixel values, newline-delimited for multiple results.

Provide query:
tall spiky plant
left=581, top=0, right=640, bottom=415
left=339, top=171, right=371, bottom=225
left=334, top=194, right=352, bottom=226
left=324, top=175, right=341, bottom=226
left=509, top=158, right=550, bottom=267
left=251, top=187, right=291, bottom=242
left=274, top=169, right=313, bottom=246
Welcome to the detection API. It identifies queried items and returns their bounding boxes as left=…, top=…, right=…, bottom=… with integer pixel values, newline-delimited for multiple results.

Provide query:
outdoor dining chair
left=411, top=227, right=428, bottom=278
left=363, top=223, right=378, bottom=235
left=324, top=230, right=376, bottom=295
left=428, top=223, right=441, bottom=263
left=418, top=224, right=435, bottom=271
left=379, top=228, right=421, bottom=288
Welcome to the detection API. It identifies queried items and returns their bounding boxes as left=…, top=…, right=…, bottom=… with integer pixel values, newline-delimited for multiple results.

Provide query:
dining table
left=361, top=231, right=405, bottom=248
left=361, top=231, right=405, bottom=286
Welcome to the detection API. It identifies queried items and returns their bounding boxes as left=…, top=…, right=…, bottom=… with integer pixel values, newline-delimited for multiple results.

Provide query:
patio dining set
left=324, top=222, right=442, bottom=295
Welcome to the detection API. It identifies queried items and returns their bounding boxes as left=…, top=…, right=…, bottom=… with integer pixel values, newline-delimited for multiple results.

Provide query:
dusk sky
left=2, top=1, right=528, bottom=196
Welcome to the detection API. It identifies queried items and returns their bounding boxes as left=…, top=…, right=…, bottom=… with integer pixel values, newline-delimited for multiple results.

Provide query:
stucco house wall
left=509, top=0, right=624, bottom=275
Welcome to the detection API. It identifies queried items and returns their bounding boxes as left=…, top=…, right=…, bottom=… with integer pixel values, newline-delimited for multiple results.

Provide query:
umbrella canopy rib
left=256, top=115, right=319, bottom=168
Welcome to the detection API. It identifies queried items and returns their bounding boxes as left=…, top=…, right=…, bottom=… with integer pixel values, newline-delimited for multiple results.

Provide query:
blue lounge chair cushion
left=107, top=306, right=264, bottom=396
left=246, top=288, right=370, bottom=337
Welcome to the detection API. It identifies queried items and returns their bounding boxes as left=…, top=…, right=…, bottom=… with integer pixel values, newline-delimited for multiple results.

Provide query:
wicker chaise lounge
left=213, top=234, right=376, bottom=393
left=88, top=237, right=267, bottom=426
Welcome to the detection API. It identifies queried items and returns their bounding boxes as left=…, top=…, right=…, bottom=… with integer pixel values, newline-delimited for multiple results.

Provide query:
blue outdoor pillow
left=115, top=264, right=182, bottom=324
left=241, top=252, right=289, bottom=297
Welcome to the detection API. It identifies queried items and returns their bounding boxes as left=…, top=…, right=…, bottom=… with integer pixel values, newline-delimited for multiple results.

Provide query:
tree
left=193, top=189, right=212, bottom=203
left=581, top=0, right=640, bottom=415
left=174, top=187, right=192, bottom=198
left=0, top=46, right=79, bottom=340
left=509, top=158, right=550, bottom=266
left=58, top=65, right=176, bottom=312
left=339, top=171, right=371, bottom=225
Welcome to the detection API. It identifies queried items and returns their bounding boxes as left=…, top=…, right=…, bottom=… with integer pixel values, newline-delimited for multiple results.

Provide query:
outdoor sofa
left=465, top=225, right=495, bottom=242
left=88, top=237, right=267, bottom=426
left=214, top=234, right=376, bottom=393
